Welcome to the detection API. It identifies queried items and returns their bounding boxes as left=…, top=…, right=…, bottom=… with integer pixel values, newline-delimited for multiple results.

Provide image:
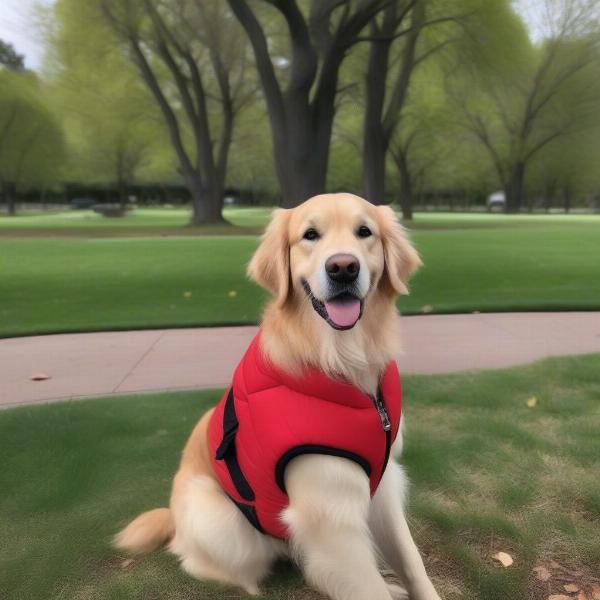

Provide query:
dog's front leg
left=282, top=455, right=394, bottom=600
left=370, top=462, right=441, bottom=600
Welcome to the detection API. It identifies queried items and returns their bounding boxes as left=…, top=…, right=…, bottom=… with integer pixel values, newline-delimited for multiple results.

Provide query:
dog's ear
left=247, top=209, right=292, bottom=306
left=376, top=205, right=422, bottom=295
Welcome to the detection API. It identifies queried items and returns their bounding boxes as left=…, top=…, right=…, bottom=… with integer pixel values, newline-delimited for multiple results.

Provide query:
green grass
left=2, top=206, right=599, bottom=234
left=1, top=209, right=599, bottom=337
left=0, top=207, right=271, bottom=236
left=1, top=353, right=599, bottom=600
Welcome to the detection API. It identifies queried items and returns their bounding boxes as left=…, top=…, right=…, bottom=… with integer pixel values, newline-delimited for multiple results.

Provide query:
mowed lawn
left=1, top=209, right=600, bottom=337
left=0, top=206, right=271, bottom=236
left=1, top=354, right=599, bottom=600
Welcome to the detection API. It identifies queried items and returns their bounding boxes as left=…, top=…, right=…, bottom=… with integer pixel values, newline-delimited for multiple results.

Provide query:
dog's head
left=248, top=193, right=421, bottom=330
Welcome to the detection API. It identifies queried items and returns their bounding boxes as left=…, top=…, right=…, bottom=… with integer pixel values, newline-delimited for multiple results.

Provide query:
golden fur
left=115, top=193, right=440, bottom=600
left=251, top=194, right=421, bottom=391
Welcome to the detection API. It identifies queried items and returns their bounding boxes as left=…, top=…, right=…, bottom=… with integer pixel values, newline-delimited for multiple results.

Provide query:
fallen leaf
left=120, top=558, right=134, bottom=569
left=526, top=396, right=538, bottom=408
left=30, top=373, right=51, bottom=381
left=183, top=291, right=192, bottom=299
left=492, top=552, right=513, bottom=567
left=228, top=290, right=238, bottom=298
left=421, top=304, right=433, bottom=314
left=564, top=585, right=580, bottom=593
left=548, top=595, right=571, bottom=600
left=591, top=585, right=600, bottom=600
left=576, top=592, right=589, bottom=600
left=533, top=566, right=552, bottom=581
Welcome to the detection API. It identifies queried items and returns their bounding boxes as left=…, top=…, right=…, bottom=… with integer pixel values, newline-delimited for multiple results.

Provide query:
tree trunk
left=3, top=182, right=16, bottom=216
left=276, top=49, right=342, bottom=208
left=362, top=2, right=424, bottom=206
left=121, top=29, right=230, bottom=227
left=118, top=179, right=127, bottom=210
left=362, top=10, right=394, bottom=205
left=564, top=184, right=572, bottom=213
left=273, top=89, right=336, bottom=208
left=228, top=0, right=376, bottom=209
left=543, top=178, right=556, bottom=212
left=505, top=161, right=525, bottom=213
left=396, top=151, right=413, bottom=220
left=362, top=139, right=387, bottom=203
left=186, top=173, right=225, bottom=226
left=276, top=133, right=326, bottom=208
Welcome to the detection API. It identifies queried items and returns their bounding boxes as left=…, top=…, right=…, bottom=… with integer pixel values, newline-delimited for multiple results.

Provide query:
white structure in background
left=487, top=191, right=506, bottom=211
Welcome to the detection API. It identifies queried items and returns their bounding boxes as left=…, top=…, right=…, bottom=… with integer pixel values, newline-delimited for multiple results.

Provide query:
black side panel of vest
left=227, top=495, right=264, bottom=534
left=215, top=388, right=255, bottom=502
left=275, top=445, right=372, bottom=494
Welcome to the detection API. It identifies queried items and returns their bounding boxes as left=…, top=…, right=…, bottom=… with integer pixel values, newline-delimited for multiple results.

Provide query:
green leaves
left=0, top=71, right=66, bottom=196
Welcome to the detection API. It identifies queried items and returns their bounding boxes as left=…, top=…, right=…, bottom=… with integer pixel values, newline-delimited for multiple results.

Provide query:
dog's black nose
left=326, top=254, right=360, bottom=283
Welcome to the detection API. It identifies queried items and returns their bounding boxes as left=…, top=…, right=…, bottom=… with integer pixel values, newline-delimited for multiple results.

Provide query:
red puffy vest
left=208, top=333, right=402, bottom=540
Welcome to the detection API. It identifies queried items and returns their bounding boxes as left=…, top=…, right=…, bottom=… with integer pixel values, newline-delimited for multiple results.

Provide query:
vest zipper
left=372, top=389, right=392, bottom=487
left=372, top=391, right=391, bottom=432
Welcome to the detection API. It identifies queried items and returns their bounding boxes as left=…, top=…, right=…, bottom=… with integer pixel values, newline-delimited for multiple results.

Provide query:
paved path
left=1, top=312, right=599, bottom=408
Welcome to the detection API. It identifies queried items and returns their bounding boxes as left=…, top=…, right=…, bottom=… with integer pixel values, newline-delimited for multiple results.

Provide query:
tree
left=0, top=72, right=65, bottom=215
left=51, top=0, right=162, bottom=208
left=229, top=0, right=398, bottom=207
left=389, top=73, right=450, bottom=219
left=227, top=103, right=279, bottom=203
left=0, top=39, right=25, bottom=71
left=361, top=0, right=425, bottom=205
left=360, top=0, right=472, bottom=206
left=363, top=0, right=539, bottom=216
left=448, top=0, right=600, bottom=212
left=99, top=0, right=255, bottom=224
left=528, top=118, right=600, bottom=212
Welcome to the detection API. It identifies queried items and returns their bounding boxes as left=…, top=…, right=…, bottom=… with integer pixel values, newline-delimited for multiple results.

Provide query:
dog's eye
left=303, top=228, right=320, bottom=241
left=357, top=225, right=372, bottom=238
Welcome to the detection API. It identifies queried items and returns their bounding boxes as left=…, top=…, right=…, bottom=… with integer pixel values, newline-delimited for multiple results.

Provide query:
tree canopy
left=0, top=39, right=25, bottom=71
left=446, top=0, right=600, bottom=211
left=0, top=70, right=65, bottom=214
left=4, top=0, right=600, bottom=218
left=50, top=0, right=166, bottom=205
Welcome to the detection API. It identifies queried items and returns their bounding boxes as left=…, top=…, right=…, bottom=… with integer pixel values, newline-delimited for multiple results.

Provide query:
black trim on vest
left=215, top=388, right=255, bottom=502
left=227, top=495, right=264, bottom=533
left=275, top=445, right=372, bottom=494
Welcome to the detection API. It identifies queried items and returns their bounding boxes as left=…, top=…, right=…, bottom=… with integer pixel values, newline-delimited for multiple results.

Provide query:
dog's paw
left=386, top=582, right=409, bottom=600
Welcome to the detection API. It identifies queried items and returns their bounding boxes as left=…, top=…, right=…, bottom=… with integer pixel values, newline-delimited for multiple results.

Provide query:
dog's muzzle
left=301, top=279, right=364, bottom=330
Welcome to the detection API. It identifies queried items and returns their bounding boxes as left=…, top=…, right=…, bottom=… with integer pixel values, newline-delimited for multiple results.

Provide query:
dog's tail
left=114, top=508, right=174, bottom=554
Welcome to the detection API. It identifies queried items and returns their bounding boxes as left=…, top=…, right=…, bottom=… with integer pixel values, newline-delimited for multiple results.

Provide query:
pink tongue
left=324, top=298, right=361, bottom=328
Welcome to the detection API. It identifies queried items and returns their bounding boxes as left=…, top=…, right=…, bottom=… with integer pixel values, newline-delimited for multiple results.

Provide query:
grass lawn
left=1, top=353, right=598, bottom=600
left=0, top=207, right=271, bottom=237
left=2, top=207, right=600, bottom=235
left=1, top=209, right=599, bottom=338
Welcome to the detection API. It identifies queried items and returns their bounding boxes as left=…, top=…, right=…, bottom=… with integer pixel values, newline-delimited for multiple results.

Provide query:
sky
left=0, top=0, right=55, bottom=70
left=0, top=0, right=545, bottom=72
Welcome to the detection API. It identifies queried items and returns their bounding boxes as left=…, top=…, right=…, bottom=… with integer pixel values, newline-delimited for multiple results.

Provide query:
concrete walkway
left=1, top=312, right=599, bottom=408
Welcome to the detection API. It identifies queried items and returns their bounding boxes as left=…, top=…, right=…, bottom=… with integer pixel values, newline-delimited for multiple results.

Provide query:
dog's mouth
left=302, top=280, right=364, bottom=330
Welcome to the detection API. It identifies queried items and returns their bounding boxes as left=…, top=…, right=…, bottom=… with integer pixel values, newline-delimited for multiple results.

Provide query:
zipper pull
left=373, top=393, right=391, bottom=432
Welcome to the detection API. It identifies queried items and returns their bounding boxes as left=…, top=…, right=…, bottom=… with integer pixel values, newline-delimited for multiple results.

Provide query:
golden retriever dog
left=115, top=193, right=441, bottom=600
